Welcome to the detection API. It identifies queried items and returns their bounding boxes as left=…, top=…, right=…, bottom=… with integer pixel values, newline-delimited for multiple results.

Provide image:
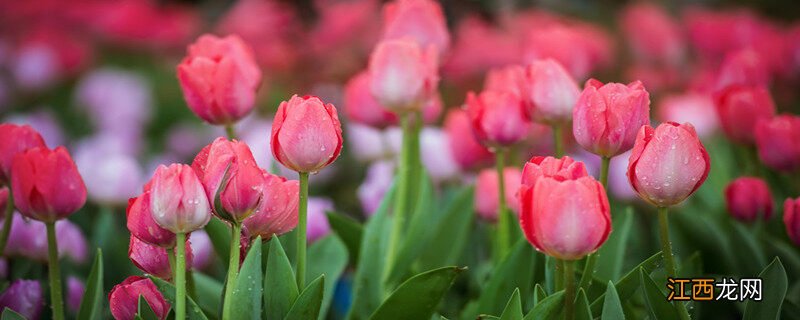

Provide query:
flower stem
left=0, top=189, right=14, bottom=256
left=175, top=232, right=187, bottom=320
left=297, top=172, right=309, bottom=289
left=599, top=156, right=610, bottom=187
left=222, top=223, right=241, bottom=318
left=46, top=221, right=65, bottom=320
left=385, top=114, right=414, bottom=280
left=555, top=259, right=564, bottom=291
left=225, top=124, right=237, bottom=140
left=495, top=150, right=510, bottom=261
left=563, top=259, right=575, bottom=320
left=658, top=207, right=691, bottom=320
left=553, top=124, right=564, bottom=157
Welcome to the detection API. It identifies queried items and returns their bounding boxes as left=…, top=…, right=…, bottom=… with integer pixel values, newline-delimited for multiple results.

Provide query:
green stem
left=222, top=223, right=242, bottom=318
left=658, top=207, right=691, bottom=320
left=599, top=156, right=610, bottom=188
left=0, top=188, right=14, bottom=256
left=225, top=124, right=237, bottom=140
left=563, top=260, right=575, bottom=320
left=553, top=124, right=564, bottom=157
left=297, top=172, right=309, bottom=289
left=175, top=232, right=187, bottom=320
left=495, top=150, right=510, bottom=261
left=385, top=114, right=414, bottom=279
left=46, top=222, right=65, bottom=320
left=555, top=259, right=564, bottom=291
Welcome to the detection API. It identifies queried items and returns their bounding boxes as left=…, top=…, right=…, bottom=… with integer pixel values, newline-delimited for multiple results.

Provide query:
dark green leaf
left=307, top=234, right=349, bottom=320
left=601, top=281, right=624, bottom=320
left=418, top=186, right=474, bottom=270
left=743, top=258, right=787, bottom=320
left=0, top=309, right=25, bottom=320
left=595, top=208, right=633, bottom=281
left=368, top=266, right=464, bottom=320
left=264, top=236, right=299, bottom=320
left=590, top=251, right=663, bottom=314
left=533, top=284, right=547, bottom=305
left=77, top=249, right=103, bottom=320
left=387, top=175, right=437, bottom=285
left=639, top=268, right=679, bottom=320
left=471, top=240, right=536, bottom=318
left=285, top=275, right=325, bottom=320
left=204, top=218, right=231, bottom=267
left=191, top=272, right=222, bottom=319
left=499, top=288, right=523, bottom=320
left=523, top=291, right=563, bottom=320
left=229, top=237, right=263, bottom=319
left=575, top=289, right=592, bottom=320
left=326, top=212, right=363, bottom=264
left=137, top=295, right=160, bottom=320
left=149, top=276, right=209, bottom=320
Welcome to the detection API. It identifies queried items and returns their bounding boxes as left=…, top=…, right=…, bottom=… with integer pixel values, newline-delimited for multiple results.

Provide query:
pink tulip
left=11, top=147, right=86, bottom=222
left=754, top=115, right=800, bottom=172
left=0, top=279, right=42, bottom=320
left=442, top=16, right=521, bottom=81
left=0, top=124, right=46, bottom=183
left=523, top=59, right=581, bottom=124
left=148, top=164, right=211, bottom=234
left=465, top=90, right=530, bottom=147
left=521, top=156, right=589, bottom=187
left=785, top=197, right=800, bottom=246
left=627, top=122, right=710, bottom=207
left=522, top=23, right=613, bottom=80
left=484, top=65, right=525, bottom=98
left=714, top=85, right=775, bottom=144
left=3, top=216, right=87, bottom=263
left=126, top=191, right=175, bottom=248
left=344, top=71, right=397, bottom=128
left=715, top=49, right=770, bottom=91
left=443, top=109, right=493, bottom=170
left=620, top=3, right=685, bottom=65
left=108, top=276, right=170, bottom=320
left=381, top=0, right=450, bottom=54
left=271, top=95, right=343, bottom=173
left=129, top=236, right=192, bottom=281
left=475, top=168, right=522, bottom=222
left=242, top=171, right=299, bottom=240
left=86, top=0, right=199, bottom=50
left=368, top=39, right=439, bottom=111
left=725, top=177, right=773, bottom=222
left=657, top=93, right=718, bottom=138
left=177, top=34, right=262, bottom=125
left=573, top=79, right=651, bottom=158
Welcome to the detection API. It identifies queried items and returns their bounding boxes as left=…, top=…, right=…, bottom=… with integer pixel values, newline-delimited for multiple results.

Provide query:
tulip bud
left=11, top=147, right=86, bottom=222
left=368, top=39, right=439, bottom=111
left=573, top=79, right=651, bottom=157
left=0, top=124, right=46, bottom=183
left=754, top=115, right=800, bottom=172
left=109, top=276, right=170, bottom=320
left=271, top=95, right=343, bottom=173
left=242, top=171, right=299, bottom=240
left=475, top=168, right=522, bottom=222
left=0, top=279, right=43, bottom=320
left=307, top=197, right=334, bottom=243
left=344, top=71, right=397, bottom=128
left=523, top=59, right=581, bottom=124
left=443, top=109, right=493, bottom=170
left=785, top=197, right=800, bottom=246
left=192, top=138, right=264, bottom=222
left=627, top=122, right=710, bottom=207
left=714, top=85, right=775, bottom=144
left=518, top=157, right=610, bottom=260
left=148, top=164, right=211, bottom=234
left=725, top=177, right=772, bottom=222
left=177, top=34, right=262, bottom=125
left=129, top=236, right=192, bottom=280
left=126, top=191, right=176, bottom=248
left=381, top=0, right=450, bottom=54
left=465, top=90, right=530, bottom=148
left=67, top=276, right=85, bottom=314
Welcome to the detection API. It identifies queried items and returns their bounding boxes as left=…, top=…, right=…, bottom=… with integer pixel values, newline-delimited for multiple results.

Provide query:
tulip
left=357, top=161, right=395, bottom=217
left=657, top=93, right=718, bottom=139
left=785, top=197, right=800, bottom=246
left=754, top=115, right=800, bottom=172
left=177, top=34, right=262, bottom=126
left=242, top=171, right=299, bottom=240
left=521, top=23, right=613, bottom=80
left=74, top=68, right=152, bottom=137
left=475, top=168, right=522, bottom=222
left=0, top=188, right=7, bottom=218
left=108, top=276, right=170, bottom=320
left=307, top=197, right=334, bottom=243
left=129, top=236, right=192, bottom=280
left=66, top=277, right=84, bottom=314
left=522, top=59, right=581, bottom=125
left=10, top=146, right=86, bottom=222
left=381, top=0, right=450, bottom=54
left=344, top=71, right=397, bottom=128
left=0, top=124, right=46, bottom=183
left=5, top=112, right=65, bottom=149
left=3, top=216, right=87, bottom=263
left=74, top=136, right=143, bottom=204
left=484, top=65, right=525, bottom=98
left=347, top=124, right=390, bottom=162
left=521, top=156, right=589, bottom=186
left=715, top=49, right=770, bottom=91
left=148, top=164, right=210, bottom=234
left=573, top=79, right=651, bottom=158
left=443, top=109, right=493, bottom=170
left=725, top=177, right=773, bottom=222
left=714, top=85, right=775, bottom=144
left=368, top=39, right=439, bottom=112
left=126, top=191, right=176, bottom=248
left=620, top=3, right=685, bottom=65
left=419, top=128, right=460, bottom=182
left=465, top=90, right=530, bottom=148
left=271, top=95, right=343, bottom=174
left=0, top=280, right=43, bottom=320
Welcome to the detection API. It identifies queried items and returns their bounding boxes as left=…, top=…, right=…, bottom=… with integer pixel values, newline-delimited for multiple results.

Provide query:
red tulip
left=442, top=109, right=493, bottom=170
left=128, top=236, right=192, bottom=280
left=148, top=164, right=211, bottom=233
left=754, top=115, right=800, bottom=172
left=242, top=171, right=299, bottom=240
left=0, top=124, right=46, bottom=183
left=523, top=59, right=581, bottom=124
left=271, top=95, right=343, bottom=173
left=785, top=197, right=800, bottom=246
left=344, top=71, right=397, bottom=128
left=11, top=147, right=86, bottom=222
left=519, top=157, right=610, bottom=260
left=126, top=191, right=175, bottom=248
left=465, top=90, right=530, bottom=148
left=192, top=138, right=264, bottom=222
left=725, top=177, right=773, bottom=222
left=715, top=49, right=770, bottom=91
left=627, top=122, right=710, bottom=207
left=573, top=79, right=651, bottom=158
left=474, top=168, right=522, bottom=222
left=0, top=279, right=43, bottom=320
left=368, top=39, right=439, bottom=111
left=714, top=85, right=775, bottom=144
left=108, top=276, right=169, bottom=320
left=381, top=0, right=450, bottom=54
left=177, top=34, right=262, bottom=125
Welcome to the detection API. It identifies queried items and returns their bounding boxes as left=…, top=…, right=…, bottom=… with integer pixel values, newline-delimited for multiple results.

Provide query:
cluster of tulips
left=1, top=0, right=800, bottom=319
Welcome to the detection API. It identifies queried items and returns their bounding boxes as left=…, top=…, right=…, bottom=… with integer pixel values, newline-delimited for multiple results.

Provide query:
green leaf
left=149, top=276, right=209, bottom=320
left=533, top=284, right=547, bottom=305
left=471, top=240, right=536, bottom=318
left=77, top=249, right=103, bottom=320
left=639, top=268, right=679, bottom=320
left=743, top=258, right=787, bottom=320
left=191, top=273, right=223, bottom=319
left=499, top=288, right=523, bottom=320
left=575, top=289, right=592, bottom=320
left=326, top=212, right=363, bottom=264
left=523, top=291, right=563, bottom=320
left=386, top=175, right=437, bottom=285
left=285, top=275, right=326, bottom=320
left=601, top=281, right=624, bottom=320
left=307, top=234, right=349, bottom=320
left=264, top=236, right=299, bottom=320
left=0, top=309, right=25, bottom=320
left=368, top=266, right=464, bottom=320
left=590, top=251, right=663, bottom=314
left=418, top=186, right=475, bottom=270
left=229, top=237, right=263, bottom=319
left=137, top=295, right=160, bottom=320
left=595, top=208, right=633, bottom=281
left=729, top=222, right=767, bottom=275
left=204, top=218, right=231, bottom=267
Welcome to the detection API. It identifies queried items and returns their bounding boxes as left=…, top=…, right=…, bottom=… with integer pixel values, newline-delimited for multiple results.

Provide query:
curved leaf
left=470, top=240, right=536, bottom=318
left=285, top=275, right=325, bottom=320
left=137, top=295, right=160, bottom=320
left=368, top=266, right=464, bottom=320
left=148, top=276, right=209, bottom=320
left=601, top=281, right=624, bottom=320
left=77, top=249, right=103, bottom=320
left=229, top=238, right=263, bottom=319
left=743, top=258, right=787, bottom=320
left=524, top=291, right=563, bottom=320
left=307, top=234, right=349, bottom=320
left=265, top=236, right=299, bottom=320
left=499, top=288, right=523, bottom=320
left=326, top=212, right=363, bottom=265
left=639, top=268, right=678, bottom=320
left=0, top=309, right=25, bottom=320
left=575, top=289, right=592, bottom=320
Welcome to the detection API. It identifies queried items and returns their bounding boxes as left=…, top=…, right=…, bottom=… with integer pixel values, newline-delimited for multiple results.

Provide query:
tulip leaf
left=307, top=234, right=349, bottom=320
left=729, top=221, right=767, bottom=275
left=499, top=288, right=523, bottom=320
left=204, top=218, right=231, bottom=267
left=601, top=281, right=625, bottom=320
left=575, top=289, right=592, bottom=320
left=229, top=237, right=263, bottom=319
left=326, top=212, right=363, bottom=264
left=285, top=275, right=325, bottom=320
left=191, top=272, right=223, bottom=319
left=77, top=249, right=103, bottom=320
left=264, top=236, right=299, bottom=320
left=386, top=174, right=436, bottom=285
left=523, top=291, right=563, bottom=320
left=639, top=268, right=679, bottom=320
left=594, top=207, right=633, bottom=281
left=418, top=186, right=475, bottom=270
left=368, top=266, right=464, bottom=320
left=743, top=258, right=787, bottom=320
left=148, top=276, right=209, bottom=320
left=469, top=240, right=536, bottom=319
left=533, top=284, right=547, bottom=305
left=0, top=309, right=25, bottom=320
left=137, top=295, right=160, bottom=320
left=590, top=251, right=663, bottom=314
